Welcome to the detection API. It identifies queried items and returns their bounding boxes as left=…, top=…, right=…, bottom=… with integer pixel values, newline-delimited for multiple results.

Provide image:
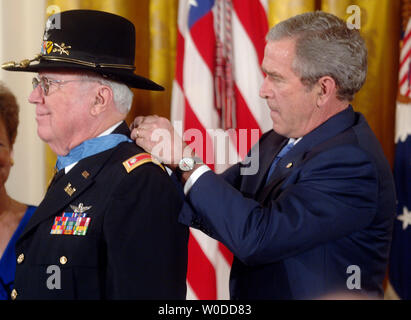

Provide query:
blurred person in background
left=0, top=82, right=36, bottom=300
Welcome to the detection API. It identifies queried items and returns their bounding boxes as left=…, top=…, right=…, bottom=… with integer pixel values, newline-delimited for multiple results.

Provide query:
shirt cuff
left=184, top=165, right=211, bottom=195
left=165, top=166, right=173, bottom=176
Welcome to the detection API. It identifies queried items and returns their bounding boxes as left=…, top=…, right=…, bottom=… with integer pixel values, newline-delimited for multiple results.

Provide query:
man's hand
left=130, top=115, right=193, bottom=170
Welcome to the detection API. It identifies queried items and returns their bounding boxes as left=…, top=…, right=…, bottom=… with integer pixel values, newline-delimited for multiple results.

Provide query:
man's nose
left=259, top=77, right=271, bottom=99
left=28, top=85, right=44, bottom=105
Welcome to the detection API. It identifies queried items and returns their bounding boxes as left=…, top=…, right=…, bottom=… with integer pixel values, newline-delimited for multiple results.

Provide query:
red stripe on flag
left=232, top=0, right=268, bottom=65
left=190, top=11, right=216, bottom=72
left=399, top=72, right=409, bottom=88
left=235, top=85, right=262, bottom=134
left=176, top=29, right=185, bottom=88
left=218, top=242, right=234, bottom=266
left=187, top=233, right=217, bottom=299
left=234, top=85, right=263, bottom=159
left=403, top=28, right=411, bottom=47
left=184, top=98, right=215, bottom=171
left=399, top=48, right=411, bottom=69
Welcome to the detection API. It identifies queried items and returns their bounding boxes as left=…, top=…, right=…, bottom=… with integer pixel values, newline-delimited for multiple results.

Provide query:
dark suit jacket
left=13, top=122, right=188, bottom=300
left=179, top=106, right=396, bottom=299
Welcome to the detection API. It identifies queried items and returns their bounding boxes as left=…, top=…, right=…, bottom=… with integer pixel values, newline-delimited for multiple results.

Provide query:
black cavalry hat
left=1, top=9, right=164, bottom=91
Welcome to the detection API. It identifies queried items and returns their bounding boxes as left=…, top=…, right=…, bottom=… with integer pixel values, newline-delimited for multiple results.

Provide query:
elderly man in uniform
left=2, top=10, right=188, bottom=300
left=131, top=11, right=396, bottom=299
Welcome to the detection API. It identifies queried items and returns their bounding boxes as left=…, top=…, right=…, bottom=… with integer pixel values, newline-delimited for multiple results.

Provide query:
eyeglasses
left=32, top=76, right=96, bottom=96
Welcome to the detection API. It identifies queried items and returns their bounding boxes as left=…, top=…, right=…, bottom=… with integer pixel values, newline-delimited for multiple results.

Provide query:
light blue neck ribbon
left=56, top=134, right=132, bottom=170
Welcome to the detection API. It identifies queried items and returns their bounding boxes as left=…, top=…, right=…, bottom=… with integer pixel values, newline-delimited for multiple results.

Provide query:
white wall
left=0, top=0, right=46, bottom=206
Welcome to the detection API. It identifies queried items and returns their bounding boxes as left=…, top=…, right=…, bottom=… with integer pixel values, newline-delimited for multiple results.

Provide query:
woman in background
left=0, top=82, right=36, bottom=300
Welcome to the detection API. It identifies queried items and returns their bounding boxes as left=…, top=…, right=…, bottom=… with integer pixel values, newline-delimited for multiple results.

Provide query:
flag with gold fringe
left=387, top=6, right=411, bottom=300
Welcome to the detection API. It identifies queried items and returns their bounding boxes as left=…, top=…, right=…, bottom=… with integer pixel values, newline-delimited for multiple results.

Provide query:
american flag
left=171, top=0, right=271, bottom=299
left=387, top=16, right=411, bottom=299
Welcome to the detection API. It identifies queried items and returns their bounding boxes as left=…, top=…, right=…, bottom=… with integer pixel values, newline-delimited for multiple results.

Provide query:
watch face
left=179, top=157, right=195, bottom=171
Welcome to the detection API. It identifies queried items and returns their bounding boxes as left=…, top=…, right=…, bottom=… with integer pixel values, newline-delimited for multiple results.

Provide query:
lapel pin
left=64, top=183, right=76, bottom=196
left=82, top=171, right=90, bottom=179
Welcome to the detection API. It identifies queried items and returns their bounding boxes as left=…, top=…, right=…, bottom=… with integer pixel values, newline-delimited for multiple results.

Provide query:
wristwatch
left=178, top=157, right=203, bottom=172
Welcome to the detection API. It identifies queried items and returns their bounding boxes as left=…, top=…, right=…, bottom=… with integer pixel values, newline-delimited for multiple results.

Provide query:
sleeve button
left=17, top=253, right=24, bottom=264
left=59, top=256, right=68, bottom=265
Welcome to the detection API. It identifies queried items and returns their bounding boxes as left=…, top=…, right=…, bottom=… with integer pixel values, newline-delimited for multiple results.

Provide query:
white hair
left=81, top=73, right=134, bottom=114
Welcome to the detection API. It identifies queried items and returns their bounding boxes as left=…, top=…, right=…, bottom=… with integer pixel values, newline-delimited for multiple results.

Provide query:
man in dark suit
left=131, top=11, right=396, bottom=299
left=1, top=10, right=188, bottom=300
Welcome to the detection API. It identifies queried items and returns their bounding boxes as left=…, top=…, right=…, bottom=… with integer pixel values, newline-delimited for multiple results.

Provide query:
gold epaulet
left=122, top=153, right=165, bottom=173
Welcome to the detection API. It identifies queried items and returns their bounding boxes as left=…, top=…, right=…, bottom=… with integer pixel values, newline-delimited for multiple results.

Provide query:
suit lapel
left=256, top=106, right=357, bottom=203
left=241, top=131, right=287, bottom=198
left=19, top=141, right=119, bottom=241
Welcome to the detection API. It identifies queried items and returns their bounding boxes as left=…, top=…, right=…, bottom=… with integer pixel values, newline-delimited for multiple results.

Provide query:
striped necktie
left=265, top=141, right=294, bottom=185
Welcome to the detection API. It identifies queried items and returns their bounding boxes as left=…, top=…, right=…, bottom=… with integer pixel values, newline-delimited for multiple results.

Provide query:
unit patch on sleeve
left=122, top=153, right=165, bottom=173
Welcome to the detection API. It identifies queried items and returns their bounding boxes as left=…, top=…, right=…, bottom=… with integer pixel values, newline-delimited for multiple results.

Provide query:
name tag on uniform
left=50, top=212, right=91, bottom=236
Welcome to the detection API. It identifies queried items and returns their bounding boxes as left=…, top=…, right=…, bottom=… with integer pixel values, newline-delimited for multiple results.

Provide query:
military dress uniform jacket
left=12, top=122, right=188, bottom=300
left=179, top=106, right=396, bottom=299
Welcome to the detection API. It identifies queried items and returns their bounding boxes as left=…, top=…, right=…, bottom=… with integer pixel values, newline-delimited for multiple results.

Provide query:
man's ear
left=316, top=76, right=337, bottom=107
left=90, top=85, right=113, bottom=116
